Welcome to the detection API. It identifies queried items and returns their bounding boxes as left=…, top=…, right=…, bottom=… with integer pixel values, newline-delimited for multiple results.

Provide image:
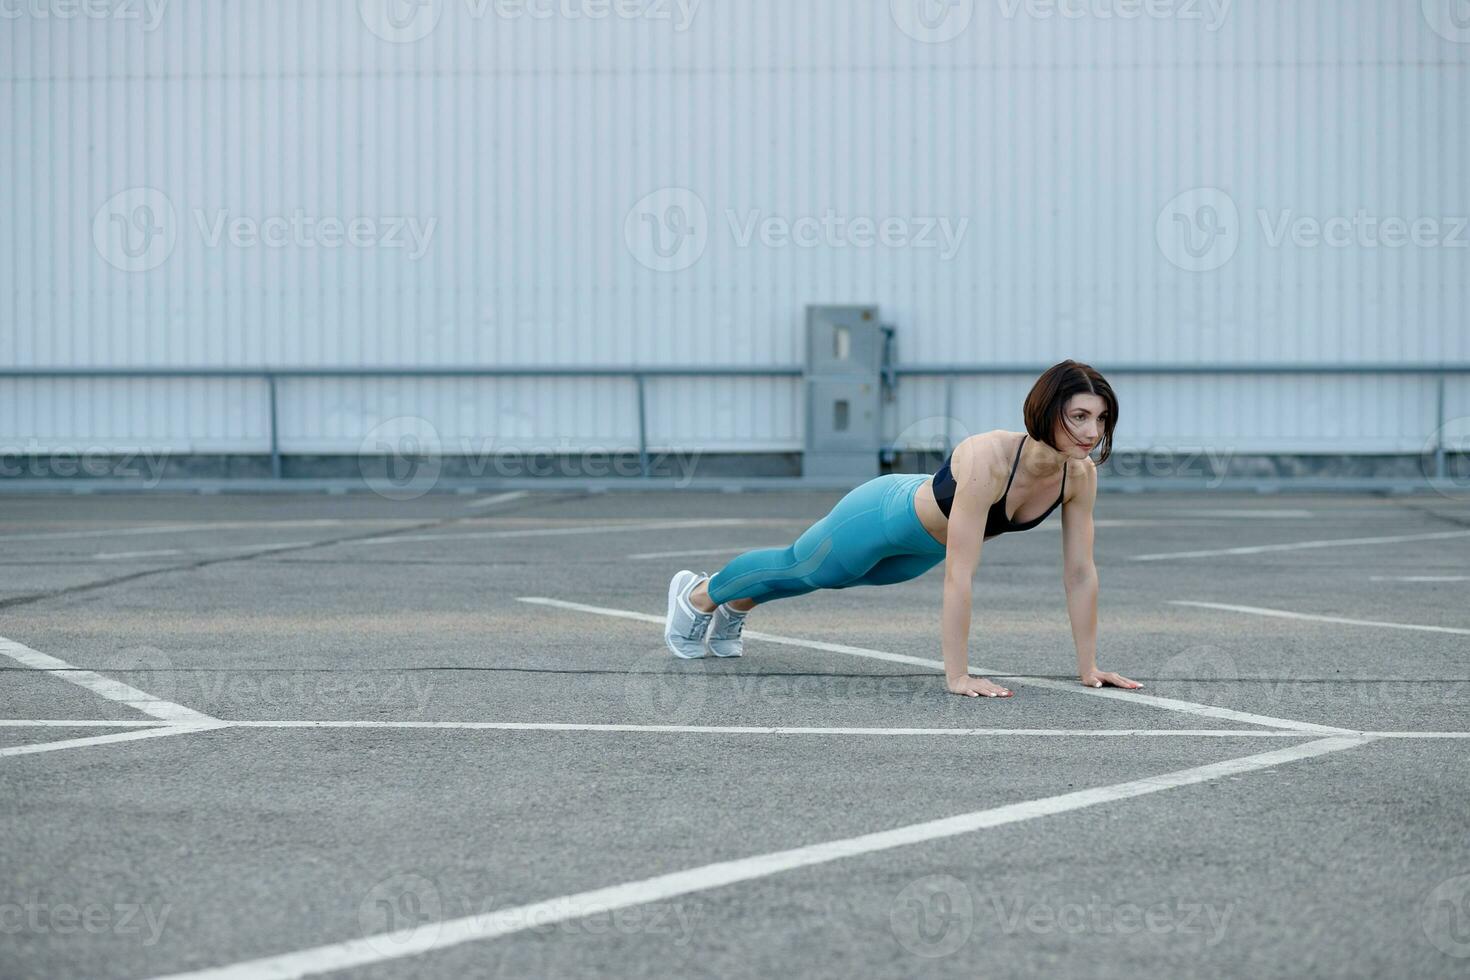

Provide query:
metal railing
left=896, top=362, right=1468, bottom=481
left=0, top=365, right=803, bottom=479
left=0, top=362, right=1465, bottom=481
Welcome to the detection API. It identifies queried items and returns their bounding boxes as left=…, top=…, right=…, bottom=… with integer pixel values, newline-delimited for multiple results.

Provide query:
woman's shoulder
left=946, top=430, right=1013, bottom=489
left=1062, top=453, right=1096, bottom=504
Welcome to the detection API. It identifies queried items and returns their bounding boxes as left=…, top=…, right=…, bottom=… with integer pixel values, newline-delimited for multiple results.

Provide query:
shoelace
left=714, top=608, right=745, bottom=637
left=685, top=610, right=712, bottom=640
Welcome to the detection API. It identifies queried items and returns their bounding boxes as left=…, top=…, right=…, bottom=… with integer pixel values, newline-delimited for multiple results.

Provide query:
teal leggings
left=705, top=473, right=949, bottom=606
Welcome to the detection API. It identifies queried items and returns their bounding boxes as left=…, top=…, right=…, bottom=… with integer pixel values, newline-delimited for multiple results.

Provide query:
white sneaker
left=663, top=569, right=714, bottom=659
left=705, top=601, right=748, bottom=658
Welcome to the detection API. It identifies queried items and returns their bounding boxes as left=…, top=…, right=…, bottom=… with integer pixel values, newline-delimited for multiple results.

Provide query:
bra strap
left=1002, top=435, right=1024, bottom=495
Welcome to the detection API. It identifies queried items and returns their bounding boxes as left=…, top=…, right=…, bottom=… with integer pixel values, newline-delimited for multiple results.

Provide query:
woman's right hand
left=946, top=675, right=1013, bottom=698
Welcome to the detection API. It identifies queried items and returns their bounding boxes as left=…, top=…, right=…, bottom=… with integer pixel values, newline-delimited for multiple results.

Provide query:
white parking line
left=349, top=519, right=756, bottom=546
left=464, top=491, right=529, bottom=510
left=0, top=724, right=228, bottom=759
left=218, top=720, right=1312, bottom=737
left=515, top=597, right=1350, bottom=734
left=1169, top=600, right=1470, bottom=636
left=1369, top=575, right=1470, bottom=583
left=0, top=717, right=1465, bottom=738
left=0, top=719, right=171, bottom=727
left=1130, top=529, right=1470, bottom=561
left=144, top=734, right=1371, bottom=980
left=0, top=636, right=217, bottom=724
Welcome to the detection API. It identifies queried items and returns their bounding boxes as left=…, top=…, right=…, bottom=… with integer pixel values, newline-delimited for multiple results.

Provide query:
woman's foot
left=704, top=602, right=749, bottom=658
left=664, top=570, right=714, bottom=659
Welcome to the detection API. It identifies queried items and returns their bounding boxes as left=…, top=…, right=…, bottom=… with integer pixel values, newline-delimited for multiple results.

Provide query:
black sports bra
left=931, top=434, right=1067, bottom=538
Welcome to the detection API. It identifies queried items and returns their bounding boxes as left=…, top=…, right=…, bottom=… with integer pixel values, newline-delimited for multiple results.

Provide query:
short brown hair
left=1023, top=360, right=1118, bottom=465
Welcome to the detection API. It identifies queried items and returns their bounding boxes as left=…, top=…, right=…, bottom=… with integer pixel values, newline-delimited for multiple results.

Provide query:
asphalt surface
left=1, top=487, right=1467, bottom=979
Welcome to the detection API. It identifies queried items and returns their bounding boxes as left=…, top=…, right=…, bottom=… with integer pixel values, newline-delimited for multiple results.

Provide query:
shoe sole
left=664, top=570, right=707, bottom=659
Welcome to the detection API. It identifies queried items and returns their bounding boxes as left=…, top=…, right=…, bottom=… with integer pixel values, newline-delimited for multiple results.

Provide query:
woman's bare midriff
left=911, top=477, right=952, bottom=547
left=911, top=430, right=1071, bottom=549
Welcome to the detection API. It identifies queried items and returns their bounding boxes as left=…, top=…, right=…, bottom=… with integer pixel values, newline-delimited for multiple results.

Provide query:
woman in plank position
left=662, top=359, right=1143, bottom=699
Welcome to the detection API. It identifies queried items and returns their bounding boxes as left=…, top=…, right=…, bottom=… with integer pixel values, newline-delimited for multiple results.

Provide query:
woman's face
left=1055, top=394, right=1108, bottom=456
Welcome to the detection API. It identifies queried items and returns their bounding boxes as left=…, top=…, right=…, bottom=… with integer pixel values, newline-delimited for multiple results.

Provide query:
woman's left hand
left=1079, top=668, right=1143, bottom=690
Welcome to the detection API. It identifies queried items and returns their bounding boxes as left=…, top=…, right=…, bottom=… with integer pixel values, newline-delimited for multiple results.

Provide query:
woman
left=663, top=359, right=1143, bottom=699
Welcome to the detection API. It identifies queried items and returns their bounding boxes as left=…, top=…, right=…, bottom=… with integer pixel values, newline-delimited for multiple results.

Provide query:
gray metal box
left=805, top=305, right=883, bottom=480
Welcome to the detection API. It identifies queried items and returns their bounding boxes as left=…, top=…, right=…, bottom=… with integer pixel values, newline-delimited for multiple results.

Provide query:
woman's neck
left=1018, top=433, right=1066, bottom=480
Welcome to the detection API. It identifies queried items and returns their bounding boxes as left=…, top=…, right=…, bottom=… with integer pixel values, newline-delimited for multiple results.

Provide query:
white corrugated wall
left=2, top=0, right=1467, bottom=457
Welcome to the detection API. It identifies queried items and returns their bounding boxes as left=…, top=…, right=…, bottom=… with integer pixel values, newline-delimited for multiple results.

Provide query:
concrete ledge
left=0, top=451, right=1465, bottom=496
left=0, top=477, right=1467, bottom=496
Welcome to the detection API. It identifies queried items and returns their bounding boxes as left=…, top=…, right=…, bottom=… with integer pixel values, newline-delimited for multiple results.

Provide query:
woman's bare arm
left=1060, top=457, right=1141, bottom=690
left=940, top=441, right=1012, bottom=698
